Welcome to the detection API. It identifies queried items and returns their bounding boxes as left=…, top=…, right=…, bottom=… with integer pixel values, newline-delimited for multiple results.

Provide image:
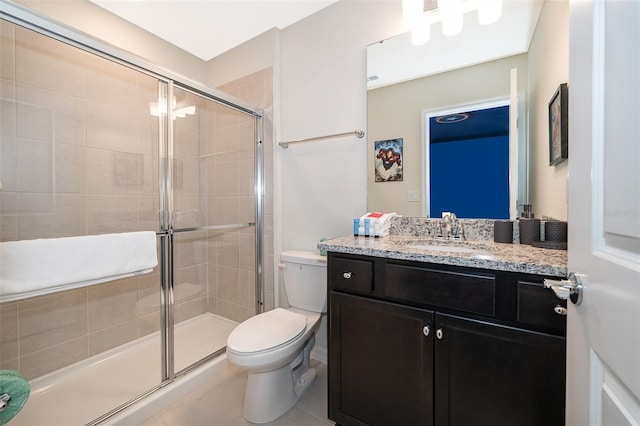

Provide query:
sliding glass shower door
left=0, top=4, right=263, bottom=423
left=0, top=19, right=165, bottom=424
left=169, top=86, right=260, bottom=375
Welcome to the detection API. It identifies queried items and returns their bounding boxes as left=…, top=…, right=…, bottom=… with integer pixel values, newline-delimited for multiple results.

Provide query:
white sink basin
left=411, top=244, right=483, bottom=254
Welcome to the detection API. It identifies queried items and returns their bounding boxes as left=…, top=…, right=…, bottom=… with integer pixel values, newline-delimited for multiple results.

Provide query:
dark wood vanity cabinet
left=434, top=313, right=566, bottom=426
left=328, top=252, right=566, bottom=426
left=330, top=292, right=435, bottom=426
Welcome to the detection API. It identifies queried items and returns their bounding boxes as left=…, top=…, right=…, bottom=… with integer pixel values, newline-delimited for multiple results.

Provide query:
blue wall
left=430, top=135, right=510, bottom=219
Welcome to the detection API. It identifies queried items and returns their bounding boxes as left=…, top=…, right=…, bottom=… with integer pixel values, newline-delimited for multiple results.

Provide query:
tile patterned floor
left=140, top=360, right=333, bottom=426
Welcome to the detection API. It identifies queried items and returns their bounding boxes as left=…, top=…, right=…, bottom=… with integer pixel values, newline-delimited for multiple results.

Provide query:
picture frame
left=374, top=138, right=403, bottom=182
left=548, top=83, right=568, bottom=165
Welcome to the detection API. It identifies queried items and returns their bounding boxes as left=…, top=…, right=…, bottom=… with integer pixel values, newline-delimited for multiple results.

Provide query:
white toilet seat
left=227, top=308, right=307, bottom=355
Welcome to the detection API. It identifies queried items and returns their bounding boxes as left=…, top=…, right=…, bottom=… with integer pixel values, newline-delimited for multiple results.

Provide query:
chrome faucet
left=444, top=213, right=456, bottom=239
left=440, top=213, right=464, bottom=240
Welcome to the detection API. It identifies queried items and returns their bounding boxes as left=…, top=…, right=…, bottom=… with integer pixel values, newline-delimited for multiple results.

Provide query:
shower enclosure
left=0, top=2, right=268, bottom=424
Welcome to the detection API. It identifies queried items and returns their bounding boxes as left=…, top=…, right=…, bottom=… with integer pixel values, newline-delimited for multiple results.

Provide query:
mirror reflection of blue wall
left=429, top=106, right=510, bottom=219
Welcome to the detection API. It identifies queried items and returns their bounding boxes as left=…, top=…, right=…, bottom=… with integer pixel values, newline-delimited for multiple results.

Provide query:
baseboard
left=311, top=346, right=327, bottom=364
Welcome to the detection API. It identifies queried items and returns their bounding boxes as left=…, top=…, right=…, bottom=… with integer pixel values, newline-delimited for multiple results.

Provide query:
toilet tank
left=281, top=250, right=327, bottom=313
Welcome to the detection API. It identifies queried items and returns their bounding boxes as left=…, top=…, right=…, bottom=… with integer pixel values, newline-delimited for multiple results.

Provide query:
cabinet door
left=434, top=313, right=566, bottom=426
left=329, top=291, right=434, bottom=426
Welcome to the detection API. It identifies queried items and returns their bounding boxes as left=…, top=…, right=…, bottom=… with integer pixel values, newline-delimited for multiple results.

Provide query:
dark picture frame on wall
left=548, top=83, right=568, bottom=165
left=374, top=138, right=403, bottom=182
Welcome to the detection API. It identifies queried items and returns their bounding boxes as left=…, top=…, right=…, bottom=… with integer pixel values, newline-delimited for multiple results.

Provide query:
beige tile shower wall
left=170, top=82, right=265, bottom=326
left=1, top=24, right=160, bottom=240
left=0, top=21, right=163, bottom=380
left=204, top=100, right=256, bottom=323
left=207, top=67, right=273, bottom=322
left=172, top=88, right=209, bottom=323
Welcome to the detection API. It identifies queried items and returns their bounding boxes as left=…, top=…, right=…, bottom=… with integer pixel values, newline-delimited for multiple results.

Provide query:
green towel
left=0, top=370, right=30, bottom=425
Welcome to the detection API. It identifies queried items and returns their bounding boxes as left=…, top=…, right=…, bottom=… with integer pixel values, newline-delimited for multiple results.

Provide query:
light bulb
left=438, top=0, right=463, bottom=36
left=478, top=0, right=502, bottom=25
left=402, top=0, right=424, bottom=29
left=442, top=14, right=463, bottom=36
left=411, top=19, right=431, bottom=45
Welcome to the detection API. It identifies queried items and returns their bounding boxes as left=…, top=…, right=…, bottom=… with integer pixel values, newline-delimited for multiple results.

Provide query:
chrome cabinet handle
left=436, top=328, right=444, bottom=340
left=342, top=272, right=352, bottom=279
left=423, top=325, right=430, bottom=337
left=554, top=305, right=568, bottom=316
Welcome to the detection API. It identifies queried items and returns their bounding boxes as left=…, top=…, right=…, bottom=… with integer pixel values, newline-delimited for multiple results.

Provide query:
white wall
left=279, top=1, right=403, bottom=251
left=275, top=1, right=404, bottom=357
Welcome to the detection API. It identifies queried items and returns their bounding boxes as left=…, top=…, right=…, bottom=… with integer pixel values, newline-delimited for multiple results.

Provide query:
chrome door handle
left=544, top=272, right=583, bottom=305
left=423, top=325, right=430, bottom=337
left=342, top=272, right=352, bottom=279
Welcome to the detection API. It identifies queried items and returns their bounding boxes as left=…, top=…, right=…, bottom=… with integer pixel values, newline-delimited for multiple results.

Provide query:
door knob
left=544, top=272, right=583, bottom=305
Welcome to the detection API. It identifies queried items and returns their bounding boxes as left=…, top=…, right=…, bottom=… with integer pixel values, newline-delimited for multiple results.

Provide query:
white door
left=567, top=0, right=640, bottom=425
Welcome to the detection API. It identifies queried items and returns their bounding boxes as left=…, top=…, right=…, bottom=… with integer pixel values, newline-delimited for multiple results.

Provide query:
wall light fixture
left=402, top=0, right=503, bottom=45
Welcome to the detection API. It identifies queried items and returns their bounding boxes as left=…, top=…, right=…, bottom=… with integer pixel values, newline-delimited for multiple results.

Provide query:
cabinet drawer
left=517, top=280, right=567, bottom=333
left=329, top=255, right=374, bottom=294
left=384, top=263, right=496, bottom=317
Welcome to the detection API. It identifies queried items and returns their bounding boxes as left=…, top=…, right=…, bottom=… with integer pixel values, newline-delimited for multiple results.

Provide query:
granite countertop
left=318, top=235, right=567, bottom=277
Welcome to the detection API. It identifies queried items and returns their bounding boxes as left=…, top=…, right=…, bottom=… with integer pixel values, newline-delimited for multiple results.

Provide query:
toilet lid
left=227, top=308, right=307, bottom=354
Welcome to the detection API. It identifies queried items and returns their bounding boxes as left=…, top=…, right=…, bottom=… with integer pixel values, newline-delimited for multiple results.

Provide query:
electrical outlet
left=408, top=190, right=420, bottom=202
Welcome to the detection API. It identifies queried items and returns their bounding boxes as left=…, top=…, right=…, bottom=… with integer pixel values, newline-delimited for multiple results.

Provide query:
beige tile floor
left=140, top=360, right=334, bottom=426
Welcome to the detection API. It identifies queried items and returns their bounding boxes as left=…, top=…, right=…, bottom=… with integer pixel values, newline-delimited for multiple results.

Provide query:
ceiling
left=88, top=0, right=338, bottom=61
left=89, top=0, right=543, bottom=78
left=430, top=105, right=509, bottom=144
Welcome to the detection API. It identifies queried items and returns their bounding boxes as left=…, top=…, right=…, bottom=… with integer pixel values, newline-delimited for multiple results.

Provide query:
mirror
left=366, top=0, right=569, bottom=220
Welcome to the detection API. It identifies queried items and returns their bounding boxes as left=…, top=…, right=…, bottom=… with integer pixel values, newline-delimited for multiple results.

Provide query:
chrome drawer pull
left=554, top=305, right=568, bottom=315
left=342, top=272, right=352, bottom=279
left=436, top=329, right=444, bottom=340
left=423, top=325, right=430, bottom=337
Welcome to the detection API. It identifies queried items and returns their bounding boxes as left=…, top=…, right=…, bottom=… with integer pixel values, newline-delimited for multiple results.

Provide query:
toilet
left=226, top=250, right=327, bottom=423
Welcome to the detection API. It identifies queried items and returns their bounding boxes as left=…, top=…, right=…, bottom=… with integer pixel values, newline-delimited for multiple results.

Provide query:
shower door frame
left=1, top=1, right=265, bottom=423
left=158, top=82, right=265, bottom=383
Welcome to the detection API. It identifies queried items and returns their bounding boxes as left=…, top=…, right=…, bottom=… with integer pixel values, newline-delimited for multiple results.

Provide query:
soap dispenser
left=521, top=204, right=534, bottom=218
left=518, top=204, right=540, bottom=244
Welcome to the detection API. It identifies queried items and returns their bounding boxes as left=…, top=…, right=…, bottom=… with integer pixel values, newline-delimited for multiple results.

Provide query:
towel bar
left=156, top=222, right=255, bottom=236
left=279, top=130, right=365, bottom=149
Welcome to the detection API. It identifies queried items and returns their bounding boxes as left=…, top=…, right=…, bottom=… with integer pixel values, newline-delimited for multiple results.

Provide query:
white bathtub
left=11, top=313, right=237, bottom=426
